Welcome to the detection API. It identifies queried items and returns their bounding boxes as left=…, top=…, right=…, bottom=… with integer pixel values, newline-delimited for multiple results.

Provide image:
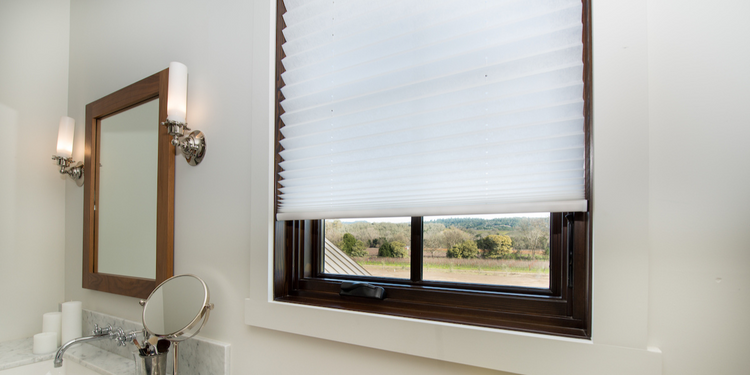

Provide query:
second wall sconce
left=52, top=116, right=84, bottom=186
left=162, top=62, right=206, bottom=166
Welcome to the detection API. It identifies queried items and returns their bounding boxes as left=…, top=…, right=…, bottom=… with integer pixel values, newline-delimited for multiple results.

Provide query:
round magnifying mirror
left=141, top=274, right=213, bottom=341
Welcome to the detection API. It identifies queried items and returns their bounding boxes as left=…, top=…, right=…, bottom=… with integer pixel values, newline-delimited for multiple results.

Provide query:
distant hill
left=426, top=217, right=527, bottom=232
left=329, top=216, right=550, bottom=250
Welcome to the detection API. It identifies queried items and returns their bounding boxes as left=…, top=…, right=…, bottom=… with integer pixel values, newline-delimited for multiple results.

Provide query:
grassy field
left=359, top=247, right=549, bottom=274
left=358, top=257, right=550, bottom=288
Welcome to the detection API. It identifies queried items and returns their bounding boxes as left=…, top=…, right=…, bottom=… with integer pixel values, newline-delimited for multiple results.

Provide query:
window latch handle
left=565, top=213, right=575, bottom=287
left=340, top=282, right=385, bottom=300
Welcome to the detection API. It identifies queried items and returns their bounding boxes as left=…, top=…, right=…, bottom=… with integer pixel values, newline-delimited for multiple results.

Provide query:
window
left=273, top=0, right=591, bottom=338
left=324, top=214, right=552, bottom=289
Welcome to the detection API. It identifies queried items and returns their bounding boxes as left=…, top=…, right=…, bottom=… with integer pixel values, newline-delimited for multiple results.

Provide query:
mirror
left=98, top=99, right=159, bottom=279
left=83, top=69, right=175, bottom=298
left=140, top=274, right=213, bottom=375
left=141, top=274, right=212, bottom=340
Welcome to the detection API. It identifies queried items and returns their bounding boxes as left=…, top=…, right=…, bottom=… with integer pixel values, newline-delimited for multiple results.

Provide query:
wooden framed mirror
left=83, top=69, right=174, bottom=298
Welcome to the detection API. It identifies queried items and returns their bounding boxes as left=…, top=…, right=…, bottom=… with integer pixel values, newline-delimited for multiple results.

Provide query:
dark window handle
left=340, top=282, right=385, bottom=300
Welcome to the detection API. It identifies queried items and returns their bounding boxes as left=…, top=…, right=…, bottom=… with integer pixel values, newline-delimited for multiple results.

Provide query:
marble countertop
left=0, top=338, right=54, bottom=371
left=0, top=337, right=133, bottom=375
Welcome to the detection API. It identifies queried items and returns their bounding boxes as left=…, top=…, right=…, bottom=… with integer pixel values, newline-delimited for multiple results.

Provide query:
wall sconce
left=52, top=116, right=84, bottom=186
left=162, top=62, right=206, bottom=166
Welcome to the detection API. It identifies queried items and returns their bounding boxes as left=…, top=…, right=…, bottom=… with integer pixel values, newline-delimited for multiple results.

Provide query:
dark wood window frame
left=273, top=0, right=592, bottom=339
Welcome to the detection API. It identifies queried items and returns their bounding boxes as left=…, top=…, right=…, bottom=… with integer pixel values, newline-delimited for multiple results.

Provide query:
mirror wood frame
left=83, top=69, right=175, bottom=299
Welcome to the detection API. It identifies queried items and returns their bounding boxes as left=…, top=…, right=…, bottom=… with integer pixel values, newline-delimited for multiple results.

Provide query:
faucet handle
left=115, top=331, right=137, bottom=347
left=93, top=324, right=113, bottom=335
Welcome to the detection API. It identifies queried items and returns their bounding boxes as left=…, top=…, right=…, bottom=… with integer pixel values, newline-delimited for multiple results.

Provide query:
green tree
left=338, top=233, right=368, bottom=257
left=348, top=222, right=380, bottom=247
left=446, top=240, right=479, bottom=259
left=424, top=225, right=445, bottom=258
left=442, top=227, right=472, bottom=249
left=378, top=240, right=407, bottom=258
left=372, top=222, right=411, bottom=244
left=476, top=236, right=490, bottom=251
left=515, top=218, right=549, bottom=258
left=482, top=234, right=512, bottom=259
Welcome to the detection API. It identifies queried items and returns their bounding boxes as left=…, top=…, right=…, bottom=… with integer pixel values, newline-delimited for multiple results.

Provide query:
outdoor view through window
left=324, top=214, right=550, bottom=288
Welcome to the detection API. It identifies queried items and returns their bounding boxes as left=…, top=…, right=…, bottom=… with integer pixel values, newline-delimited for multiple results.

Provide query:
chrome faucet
left=54, top=324, right=135, bottom=368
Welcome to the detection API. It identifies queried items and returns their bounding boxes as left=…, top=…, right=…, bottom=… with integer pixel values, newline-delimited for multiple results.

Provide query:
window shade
left=276, top=0, right=587, bottom=221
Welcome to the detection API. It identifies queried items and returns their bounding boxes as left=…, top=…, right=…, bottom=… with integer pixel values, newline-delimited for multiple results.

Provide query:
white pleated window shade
left=276, top=0, right=587, bottom=221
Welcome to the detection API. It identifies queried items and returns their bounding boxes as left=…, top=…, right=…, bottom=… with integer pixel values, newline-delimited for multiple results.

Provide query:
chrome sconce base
left=52, top=155, right=84, bottom=186
left=162, top=120, right=206, bottom=166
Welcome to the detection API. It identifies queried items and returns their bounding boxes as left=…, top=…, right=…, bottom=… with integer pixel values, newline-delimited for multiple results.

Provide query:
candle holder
left=162, top=119, right=206, bottom=166
left=52, top=155, right=84, bottom=185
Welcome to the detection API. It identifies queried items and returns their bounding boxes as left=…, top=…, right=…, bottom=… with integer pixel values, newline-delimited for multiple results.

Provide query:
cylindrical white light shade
left=42, top=312, right=62, bottom=347
left=56, top=116, right=75, bottom=158
left=167, top=61, right=188, bottom=124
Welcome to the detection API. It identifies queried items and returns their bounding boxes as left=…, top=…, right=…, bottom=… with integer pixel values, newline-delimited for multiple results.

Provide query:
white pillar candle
left=60, top=301, right=82, bottom=345
left=55, top=116, right=75, bottom=158
left=42, top=312, right=62, bottom=347
left=33, top=332, right=58, bottom=354
left=167, top=62, right=188, bottom=124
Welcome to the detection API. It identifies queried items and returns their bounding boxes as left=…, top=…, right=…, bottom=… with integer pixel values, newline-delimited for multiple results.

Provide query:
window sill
left=244, top=297, right=661, bottom=375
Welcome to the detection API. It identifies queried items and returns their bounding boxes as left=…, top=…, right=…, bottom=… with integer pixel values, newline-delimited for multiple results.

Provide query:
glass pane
left=323, top=217, right=411, bottom=279
left=98, top=98, right=159, bottom=279
left=423, top=213, right=550, bottom=288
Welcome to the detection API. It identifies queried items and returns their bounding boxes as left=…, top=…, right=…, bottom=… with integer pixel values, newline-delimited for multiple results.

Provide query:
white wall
left=646, top=1, right=750, bottom=374
left=0, top=0, right=70, bottom=341
left=56, top=1, right=749, bottom=375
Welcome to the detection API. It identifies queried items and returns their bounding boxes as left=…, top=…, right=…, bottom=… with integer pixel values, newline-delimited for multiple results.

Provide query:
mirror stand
left=138, top=274, right=214, bottom=375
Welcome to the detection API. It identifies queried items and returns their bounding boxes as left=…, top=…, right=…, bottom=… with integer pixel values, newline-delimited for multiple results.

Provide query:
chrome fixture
left=162, top=62, right=206, bottom=166
left=54, top=324, right=137, bottom=368
left=162, top=119, right=205, bottom=166
left=52, top=116, right=84, bottom=186
left=52, top=156, right=83, bottom=182
left=140, top=274, right=214, bottom=375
